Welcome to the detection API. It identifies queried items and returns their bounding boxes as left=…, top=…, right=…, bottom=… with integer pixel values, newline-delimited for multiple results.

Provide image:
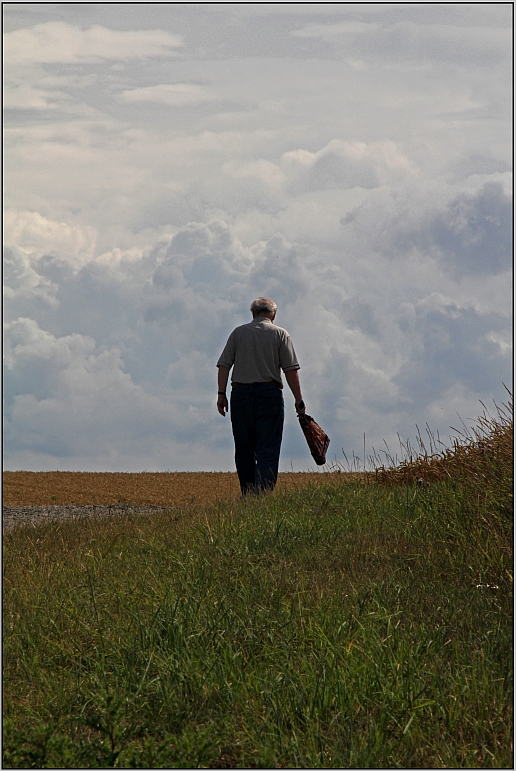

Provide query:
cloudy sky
left=3, top=3, right=513, bottom=472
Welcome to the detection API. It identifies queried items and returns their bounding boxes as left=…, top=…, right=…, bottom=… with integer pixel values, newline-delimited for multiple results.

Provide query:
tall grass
left=3, top=404, right=513, bottom=768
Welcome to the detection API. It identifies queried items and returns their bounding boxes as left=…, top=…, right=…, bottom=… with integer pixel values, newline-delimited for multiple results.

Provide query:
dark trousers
left=230, top=383, right=284, bottom=495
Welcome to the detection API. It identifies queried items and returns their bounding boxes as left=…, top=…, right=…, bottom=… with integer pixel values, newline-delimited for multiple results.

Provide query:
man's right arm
left=217, top=365, right=230, bottom=416
left=217, top=329, right=237, bottom=417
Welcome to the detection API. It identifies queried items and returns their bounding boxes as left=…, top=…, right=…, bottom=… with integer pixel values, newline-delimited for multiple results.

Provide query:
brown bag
left=298, top=414, right=330, bottom=466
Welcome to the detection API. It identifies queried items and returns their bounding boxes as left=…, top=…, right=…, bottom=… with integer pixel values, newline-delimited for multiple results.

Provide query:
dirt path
left=2, top=504, right=171, bottom=533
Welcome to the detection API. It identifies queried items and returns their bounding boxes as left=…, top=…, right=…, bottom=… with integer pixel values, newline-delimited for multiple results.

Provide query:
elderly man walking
left=217, top=297, right=305, bottom=495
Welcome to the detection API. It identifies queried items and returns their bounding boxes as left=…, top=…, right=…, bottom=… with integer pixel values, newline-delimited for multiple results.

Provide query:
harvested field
left=3, top=471, right=362, bottom=507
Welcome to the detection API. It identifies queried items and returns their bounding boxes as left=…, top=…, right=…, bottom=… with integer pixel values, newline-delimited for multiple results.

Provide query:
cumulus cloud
left=393, top=295, right=512, bottom=407
left=3, top=210, right=97, bottom=266
left=370, top=182, right=513, bottom=278
left=283, top=140, right=416, bottom=194
left=420, top=183, right=512, bottom=276
left=3, top=317, right=227, bottom=471
left=4, top=201, right=511, bottom=469
left=3, top=4, right=512, bottom=471
left=3, top=247, right=59, bottom=310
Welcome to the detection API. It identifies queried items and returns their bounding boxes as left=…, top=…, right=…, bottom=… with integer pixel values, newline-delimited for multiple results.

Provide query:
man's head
left=250, top=297, right=277, bottom=320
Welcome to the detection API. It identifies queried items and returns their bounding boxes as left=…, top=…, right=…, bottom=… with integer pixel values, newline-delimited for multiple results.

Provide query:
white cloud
left=4, top=72, right=99, bottom=111
left=119, top=83, right=216, bottom=107
left=222, top=159, right=286, bottom=191
left=4, top=210, right=97, bottom=266
left=4, top=317, right=94, bottom=369
left=4, top=22, right=182, bottom=65
left=3, top=248, right=59, bottom=308
left=3, top=82, right=70, bottom=110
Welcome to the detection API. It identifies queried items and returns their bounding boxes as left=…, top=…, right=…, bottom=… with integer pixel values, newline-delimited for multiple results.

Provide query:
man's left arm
left=279, top=331, right=305, bottom=415
left=284, top=369, right=305, bottom=415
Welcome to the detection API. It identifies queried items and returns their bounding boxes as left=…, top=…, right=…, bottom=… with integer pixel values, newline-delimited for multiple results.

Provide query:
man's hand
left=295, top=399, right=306, bottom=416
left=217, top=365, right=230, bottom=416
left=217, top=393, right=229, bottom=416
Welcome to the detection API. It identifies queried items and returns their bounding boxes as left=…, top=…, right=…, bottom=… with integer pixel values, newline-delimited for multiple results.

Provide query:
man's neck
left=253, top=313, right=274, bottom=322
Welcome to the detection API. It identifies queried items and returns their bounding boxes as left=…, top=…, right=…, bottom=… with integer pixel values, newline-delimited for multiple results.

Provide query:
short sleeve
left=217, top=331, right=236, bottom=369
left=278, top=332, right=300, bottom=372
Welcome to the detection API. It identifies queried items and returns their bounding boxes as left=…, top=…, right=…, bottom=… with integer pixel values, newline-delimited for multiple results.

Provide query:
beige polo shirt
left=217, top=317, right=300, bottom=387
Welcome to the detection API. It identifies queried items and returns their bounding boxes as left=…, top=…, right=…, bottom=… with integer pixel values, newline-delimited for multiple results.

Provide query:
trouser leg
left=230, top=387, right=256, bottom=495
left=254, top=386, right=284, bottom=492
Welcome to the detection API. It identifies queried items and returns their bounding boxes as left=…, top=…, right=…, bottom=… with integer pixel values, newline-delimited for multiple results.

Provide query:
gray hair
left=250, top=297, right=277, bottom=316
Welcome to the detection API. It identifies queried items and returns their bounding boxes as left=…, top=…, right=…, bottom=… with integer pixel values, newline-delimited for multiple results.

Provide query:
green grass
left=3, top=414, right=513, bottom=768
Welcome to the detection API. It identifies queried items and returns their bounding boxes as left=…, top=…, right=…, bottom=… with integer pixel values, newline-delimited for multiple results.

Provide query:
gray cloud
left=292, top=18, right=511, bottom=66
left=393, top=297, right=511, bottom=407
left=3, top=4, right=512, bottom=471
left=387, top=182, right=512, bottom=278
left=450, top=152, right=511, bottom=183
left=3, top=203, right=511, bottom=469
left=290, top=150, right=379, bottom=193
left=422, top=183, right=512, bottom=277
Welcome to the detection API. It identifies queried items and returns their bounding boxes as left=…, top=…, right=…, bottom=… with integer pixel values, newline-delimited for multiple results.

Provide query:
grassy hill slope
left=3, top=405, right=512, bottom=768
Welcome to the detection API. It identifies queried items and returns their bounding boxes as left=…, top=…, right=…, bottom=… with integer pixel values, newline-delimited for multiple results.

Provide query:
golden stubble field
left=3, top=471, right=362, bottom=507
